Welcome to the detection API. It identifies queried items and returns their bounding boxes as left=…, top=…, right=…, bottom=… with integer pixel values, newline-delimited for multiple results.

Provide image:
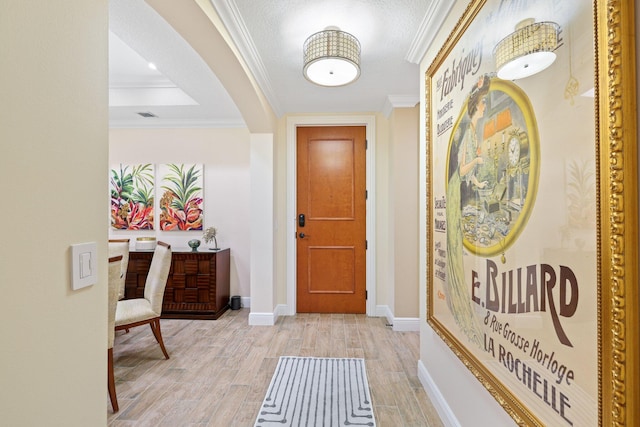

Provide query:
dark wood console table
left=124, top=248, right=230, bottom=320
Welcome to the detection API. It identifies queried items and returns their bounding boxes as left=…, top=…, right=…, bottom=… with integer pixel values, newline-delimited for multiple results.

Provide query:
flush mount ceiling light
left=303, top=26, right=361, bottom=87
left=494, top=18, right=561, bottom=80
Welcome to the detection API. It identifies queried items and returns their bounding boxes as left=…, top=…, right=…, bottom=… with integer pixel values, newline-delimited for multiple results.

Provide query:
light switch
left=80, top=252, right=91, bottom=278
left=71, top=242, right=97, bottom=290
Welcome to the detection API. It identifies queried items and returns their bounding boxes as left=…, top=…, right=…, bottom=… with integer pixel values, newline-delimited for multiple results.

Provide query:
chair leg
left=107, top=348, right=119, bottom=412
left=149, top=318, right=170, bottom=359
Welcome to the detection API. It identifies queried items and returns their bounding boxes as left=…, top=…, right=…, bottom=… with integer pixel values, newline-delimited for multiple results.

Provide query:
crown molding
left=109, top=118, right=246, bottom=129
left=382, top=95, right=420, bottom=118
left=405, top=0, right=454, bottom=64
left=210, top=0, right=282, bottom=117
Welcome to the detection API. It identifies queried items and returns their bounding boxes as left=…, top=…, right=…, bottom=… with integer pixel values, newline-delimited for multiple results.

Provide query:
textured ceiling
left=223, top=0, right=431, bottom=115
left=109, top=0, right=446, bottom=128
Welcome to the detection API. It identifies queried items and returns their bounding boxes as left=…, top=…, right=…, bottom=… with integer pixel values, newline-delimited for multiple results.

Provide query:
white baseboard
left=247, top=304, right=287, bottom=325
left=247, top=304, right=417, bottom=331
left=376, top=304, right=393, bottom=323
left=274, top=304, right=287, bottom=319
left=248, top=312, right=276, bottom=326
left=375, top=305, right=420, bottom=331
left=418, top=360, right=460, bottom=427
left=392, top=317, right=420, bottom=331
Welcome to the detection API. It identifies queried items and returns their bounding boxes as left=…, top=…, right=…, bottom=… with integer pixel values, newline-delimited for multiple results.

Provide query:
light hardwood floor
left=108, top=309, right=444, bottom=427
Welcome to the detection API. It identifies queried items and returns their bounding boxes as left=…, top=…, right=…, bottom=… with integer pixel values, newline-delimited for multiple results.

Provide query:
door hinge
left=366, top=290, right=368, bottom=300
left=365, top=139, right=368, bottom=149
left=365, top=240, right=368, bottom=250
left=365, top=190, right=368, bottom=199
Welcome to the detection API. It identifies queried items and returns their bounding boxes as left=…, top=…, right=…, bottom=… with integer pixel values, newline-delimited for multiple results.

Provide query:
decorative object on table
left=187, top=239, right=201, bottom=252
left=255, top=357, right=375, bottom=427
left=135, top=236, right=156, bottom=251
left=110, top=163, right=155, bottom=230
left=202, top=226, right=219, bottom=250
left=159, top=163, right=203, bottom=231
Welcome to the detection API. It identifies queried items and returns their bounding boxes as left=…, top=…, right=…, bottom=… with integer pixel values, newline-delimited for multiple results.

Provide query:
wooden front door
left=296, top=126, right=366, bottom=313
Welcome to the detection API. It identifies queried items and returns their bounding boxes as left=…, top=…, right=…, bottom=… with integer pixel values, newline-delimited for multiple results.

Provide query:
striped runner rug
left=254, top=356, right=376, bottom=427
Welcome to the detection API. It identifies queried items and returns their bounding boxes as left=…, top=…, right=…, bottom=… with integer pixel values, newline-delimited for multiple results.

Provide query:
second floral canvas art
left=110, top=163, right=204, bottom=231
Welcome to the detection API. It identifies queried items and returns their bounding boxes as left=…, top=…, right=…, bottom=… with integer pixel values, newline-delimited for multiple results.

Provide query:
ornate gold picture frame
left=425, top=0, right=638, bottom=425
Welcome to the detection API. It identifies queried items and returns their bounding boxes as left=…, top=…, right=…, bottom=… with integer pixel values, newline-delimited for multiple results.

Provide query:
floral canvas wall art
left=159, top=163, right=204, bottom=231
left=110, top=163, right=154, bottom=230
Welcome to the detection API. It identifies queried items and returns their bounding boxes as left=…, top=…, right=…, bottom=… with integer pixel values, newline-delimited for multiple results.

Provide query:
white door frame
left=285, top=115, right=376, bottom=316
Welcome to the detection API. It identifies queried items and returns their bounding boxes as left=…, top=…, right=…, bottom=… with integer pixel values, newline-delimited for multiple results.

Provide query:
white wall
left=109, top=128, right=251, bottom=298
left=249, top=133, right=277, bottom=319
left=0, top=1, right=108, bottom=425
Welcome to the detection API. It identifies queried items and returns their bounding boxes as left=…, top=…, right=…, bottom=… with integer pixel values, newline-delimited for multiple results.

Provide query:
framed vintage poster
left=425, top=0, right=638, bottom=426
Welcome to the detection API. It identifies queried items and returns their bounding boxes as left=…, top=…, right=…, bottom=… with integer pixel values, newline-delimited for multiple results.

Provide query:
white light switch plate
left=71, top=242, right=97, bottom=290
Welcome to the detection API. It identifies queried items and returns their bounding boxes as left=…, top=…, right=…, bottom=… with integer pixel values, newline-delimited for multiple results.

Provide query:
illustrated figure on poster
left=445, top=74, right=490, bottom=347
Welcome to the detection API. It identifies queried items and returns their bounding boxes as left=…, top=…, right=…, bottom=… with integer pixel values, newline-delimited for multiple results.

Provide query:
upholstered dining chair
left=107, top=255, right=123, bottom=413
left=108, top=239, right=130, bottom=300
left=115, top=241, right=172, bottom=359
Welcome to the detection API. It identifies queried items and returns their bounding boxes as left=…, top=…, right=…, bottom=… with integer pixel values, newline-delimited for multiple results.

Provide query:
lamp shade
left=303, top=28, right=360, bottom=87
left=494, top=19, right=560, bottom=80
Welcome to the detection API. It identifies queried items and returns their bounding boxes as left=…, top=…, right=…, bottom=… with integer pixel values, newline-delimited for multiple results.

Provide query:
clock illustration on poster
left=445, top=77, right=539, bottom=257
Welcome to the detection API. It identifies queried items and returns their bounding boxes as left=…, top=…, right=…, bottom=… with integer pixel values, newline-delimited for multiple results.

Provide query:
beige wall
left=375, top=114, right=392, bottom=309
left=0, top=1, right=108, bottom=426
left=109, top=128, right=251, bottom=298
left=389, top=106, right=420, bottom=318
